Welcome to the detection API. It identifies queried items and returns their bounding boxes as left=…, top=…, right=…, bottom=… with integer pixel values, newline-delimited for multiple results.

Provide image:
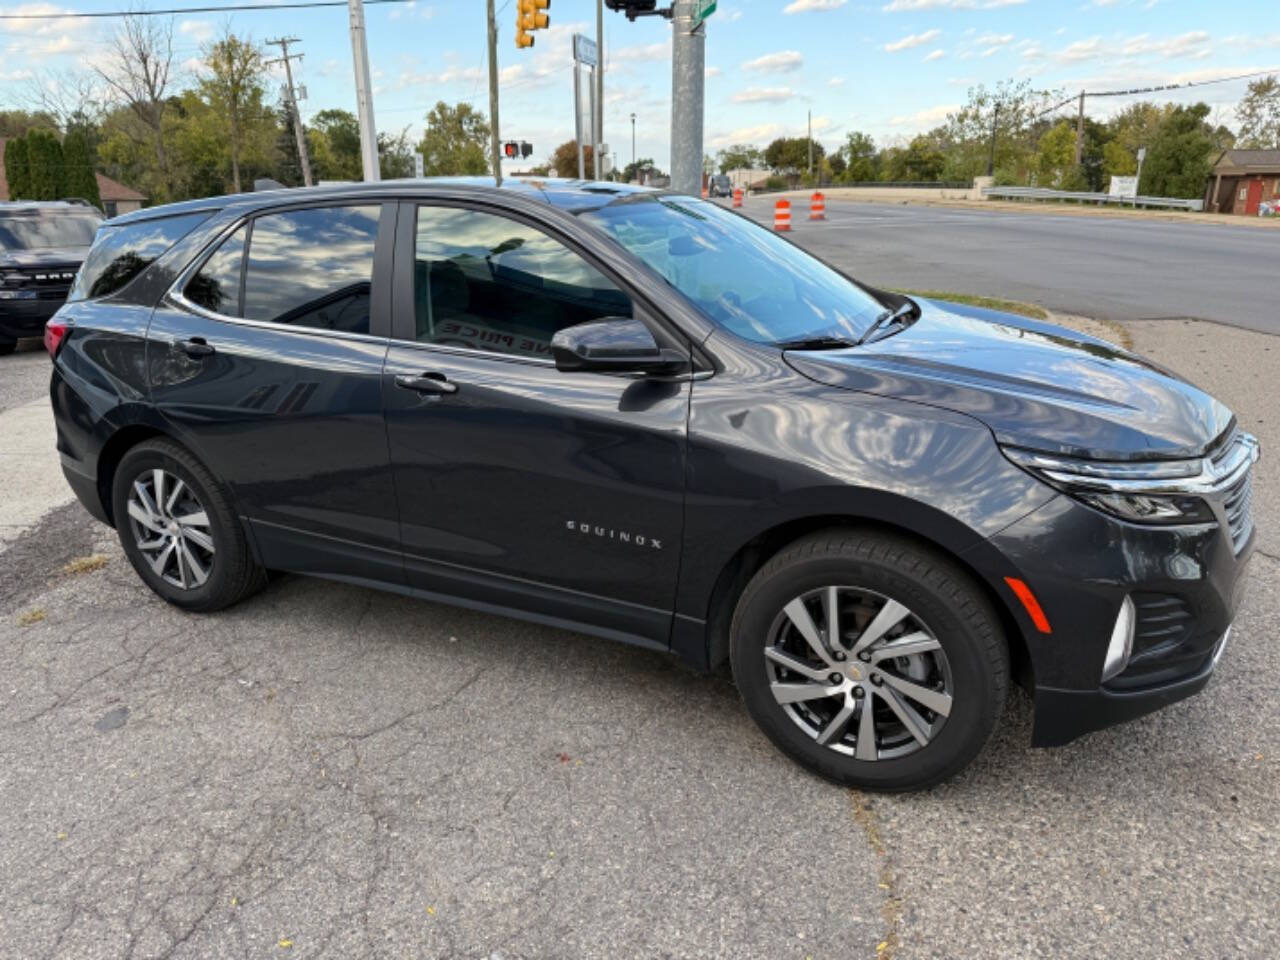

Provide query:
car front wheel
left=730, top=530, right=1008, bottom=791
left=111, top=439, right=266, bottom=612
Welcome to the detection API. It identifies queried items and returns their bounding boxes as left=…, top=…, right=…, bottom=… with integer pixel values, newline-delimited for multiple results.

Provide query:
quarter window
left=413, top=205, right=632, bottom=360
left=69, top=211, right=210, bottom=302
left=241, top=205, right=380, bottom=334
left=185, top=226, right=245, bottom=316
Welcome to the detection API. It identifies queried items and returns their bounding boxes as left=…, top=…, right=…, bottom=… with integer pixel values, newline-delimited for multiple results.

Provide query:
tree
left=94, top=14, right=176, bottom=202
left=885, top=135, right=945, bottom=182
left=308, top=109, right=362, bottom=181
left=24, top=129, right=66, bottom=199
left=62, top=129, right=101, bottom=206
left=827, top=152, right=846, bottom=178
left=1140, top=102, right=1218, bottom=198
left=3, top=134, right=30, bottom=199
left=417, top=101, right=489, bottom=177
left=1101, top=101, right=1166, bottom=183
left=198, top=30, right=270, bottom=193
left=551, top=139, right=593, bottom=178
left=764, top=137, right=824, bottom=181
left=941, top=79, right=1057, bottom=183
left=620, top=156, right=662, bottom=183
left=1236, top=75, right=1280, bottom=149
left=841, top=131, right=877, bottom=182
left=0, top=109, right=59, bottom=140
left=378, top=126, right=416, bottom=179
left=1033, top=121, right=1077, bottom=188
left=716, top=143, right=761, bottom=173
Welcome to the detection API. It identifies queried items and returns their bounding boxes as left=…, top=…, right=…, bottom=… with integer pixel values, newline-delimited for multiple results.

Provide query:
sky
left=2, top=0, right=1278, bottom=173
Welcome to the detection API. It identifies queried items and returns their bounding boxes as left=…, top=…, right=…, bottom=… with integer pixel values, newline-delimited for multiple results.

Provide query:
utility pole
left=670, top=1, right=705, bottom=197
left=596, top=0, right=604, bottom=179
left=1073, top=89, right=1085, bottom=168
left=630, top=111, right=636, bottom=170
left=265, top=37, right=313, bottom=187
left=807, top=109, right=813, bottom=177
left=986, top=101, right=1000, bottom=177
left=347, top=0, right=379, bottom=181
left=487, top=0, right=502, bottom=184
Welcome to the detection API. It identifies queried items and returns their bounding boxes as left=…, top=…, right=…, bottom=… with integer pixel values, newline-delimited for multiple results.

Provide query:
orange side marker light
left=1004, top=576, right=1052, bottom=634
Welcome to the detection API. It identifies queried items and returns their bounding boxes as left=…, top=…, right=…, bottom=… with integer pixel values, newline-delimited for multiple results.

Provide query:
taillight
left=44, top=319, right=70, bottom=358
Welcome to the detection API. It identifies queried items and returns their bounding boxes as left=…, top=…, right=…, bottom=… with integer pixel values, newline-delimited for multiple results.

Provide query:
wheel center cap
left=167, top=521, right=181, bottom=536
left=846, top=664, right=863, bottom=681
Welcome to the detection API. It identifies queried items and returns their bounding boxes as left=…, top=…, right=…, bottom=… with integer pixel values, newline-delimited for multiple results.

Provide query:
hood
left=0, top=246, right=88, bottom=269
left=785, top=298, right=1233, bottom=461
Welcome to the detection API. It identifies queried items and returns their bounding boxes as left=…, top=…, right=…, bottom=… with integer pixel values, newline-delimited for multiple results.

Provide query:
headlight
left=1001, top=446, right=1217, bottom=525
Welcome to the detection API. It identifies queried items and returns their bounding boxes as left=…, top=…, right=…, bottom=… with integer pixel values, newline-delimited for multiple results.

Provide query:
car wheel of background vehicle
left=0, top=340, right=15, bottom=356
left=111, top=439, right=266, bottom=612
left=730, top=529, right=1008, bottom=792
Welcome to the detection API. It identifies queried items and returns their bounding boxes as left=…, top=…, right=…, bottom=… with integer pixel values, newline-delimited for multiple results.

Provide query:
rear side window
left=241, top=205, right=380, bottom=335
left=69, top=212, right=211, bottom=302
left=185, top=226, right=246, bottom=316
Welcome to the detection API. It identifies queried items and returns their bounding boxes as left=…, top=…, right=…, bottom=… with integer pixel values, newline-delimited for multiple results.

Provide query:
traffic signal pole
left=670, top=1, right=705, bottom=196
left=488, top=0, right=502, bottom=186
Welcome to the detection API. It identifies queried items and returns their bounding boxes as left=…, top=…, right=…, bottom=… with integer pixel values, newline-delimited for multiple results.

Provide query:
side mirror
left=551, top=317, right=688, bottom=375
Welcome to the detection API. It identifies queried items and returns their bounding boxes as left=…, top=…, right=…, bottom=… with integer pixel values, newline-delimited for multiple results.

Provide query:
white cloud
left=1121, top=31, right=1211, bottom=59
left=388, top=2, right=434, bottom=21
left=1054, top=37, right=1104, bottom=62
left=976, top=32, right=1014, bottom=47
left=178, top=19, right=215, bottom=44
left=883, top=0, right=1024, bottom=10
left=888, top=103, right=958, bottom=128
left=612, top=41, right=669, bottom=63
left=924, top=49, right=946, bottom=61
left=742, top=50, right=804, bottom=72
left=885, top=29, right=941, bottom=53
left=705, top=66, right=722, bottom=78
left=0, top=4, right=90, bottom=38
left=783, top=0, right=847, bottom=12
left=732, top=87, right=798, bottom=104
left=708, top=123, right=784, bottom=147
left=828, top=76, right=846, bottom=87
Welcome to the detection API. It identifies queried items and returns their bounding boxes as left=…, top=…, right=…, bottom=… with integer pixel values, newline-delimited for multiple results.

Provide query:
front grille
left=1223, top=469, right=1254, bottom=553
left=3, top=267, right=77, bottom=302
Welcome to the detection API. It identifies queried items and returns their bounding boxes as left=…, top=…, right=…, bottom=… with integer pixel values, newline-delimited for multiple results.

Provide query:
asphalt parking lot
left=2, top=210, right=1278, bottom=958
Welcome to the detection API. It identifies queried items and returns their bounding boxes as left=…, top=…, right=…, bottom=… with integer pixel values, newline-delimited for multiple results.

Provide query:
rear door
left=382, top=200, right=691, bottom=645
left=149, top=201, right=403, bottom=583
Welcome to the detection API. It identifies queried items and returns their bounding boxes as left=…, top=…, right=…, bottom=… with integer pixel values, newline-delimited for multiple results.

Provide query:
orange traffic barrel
left=809, top=191, right=826, bottom=220
left=732, top=187, right=743, bottom=207
left=774, top=199, right=791, bottom=231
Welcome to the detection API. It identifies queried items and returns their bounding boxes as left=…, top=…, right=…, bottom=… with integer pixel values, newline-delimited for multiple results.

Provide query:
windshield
left=0, top=213, right=102, bottom=250
left=579, top=194, right=886, bottom=344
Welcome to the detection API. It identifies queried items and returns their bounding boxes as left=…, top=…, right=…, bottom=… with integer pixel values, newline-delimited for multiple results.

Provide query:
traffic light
left=503, top=141, right=519, bottom=159
left=521, top=141, right=533, bottom=159
left=515, top=0, right=549, bottom=49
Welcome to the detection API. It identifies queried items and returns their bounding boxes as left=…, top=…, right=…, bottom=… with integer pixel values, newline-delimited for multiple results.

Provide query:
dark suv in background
left=0, top=201, right=102, bottom=355
left=46, top=179, right=1258, bottom=790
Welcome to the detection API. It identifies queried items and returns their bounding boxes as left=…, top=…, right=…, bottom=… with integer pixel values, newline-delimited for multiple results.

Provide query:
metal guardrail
left=749, top=179, right=972, bottom=194
left=982, top=186, right=1204, bottom=212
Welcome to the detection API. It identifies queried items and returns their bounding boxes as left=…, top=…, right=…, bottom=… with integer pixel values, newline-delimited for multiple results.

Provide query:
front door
left=1245, top=178, right=1264, bottom=216
left=150, top=202, right=402, bottom=583
left=382, top=201, right=690, bottom=646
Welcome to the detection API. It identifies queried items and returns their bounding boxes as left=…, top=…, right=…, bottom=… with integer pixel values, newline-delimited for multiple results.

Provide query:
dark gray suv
left=45, top=179, right=1258, bottom=790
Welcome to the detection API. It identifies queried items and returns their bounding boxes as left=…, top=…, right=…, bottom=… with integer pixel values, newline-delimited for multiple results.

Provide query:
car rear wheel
left=111, top=439, right=266, bottom=612
left=730, top=529, right=1008, bottom=791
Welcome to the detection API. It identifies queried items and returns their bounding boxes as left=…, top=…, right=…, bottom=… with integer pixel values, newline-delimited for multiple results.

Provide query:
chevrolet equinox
left=47, top=180, right=1258, bottom=790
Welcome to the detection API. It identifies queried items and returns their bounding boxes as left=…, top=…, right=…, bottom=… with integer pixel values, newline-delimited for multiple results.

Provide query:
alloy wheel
left=125, top=468, right=215, bottom=590
left=763, top=586, right=953, bottom=761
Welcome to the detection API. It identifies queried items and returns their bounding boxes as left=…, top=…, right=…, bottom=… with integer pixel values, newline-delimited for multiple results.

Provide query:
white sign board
left=414, top=153, right=424, bottom=178
left=1109, top=175, right=1138, bottom=199
left=573, top=34, right=597, bottom=66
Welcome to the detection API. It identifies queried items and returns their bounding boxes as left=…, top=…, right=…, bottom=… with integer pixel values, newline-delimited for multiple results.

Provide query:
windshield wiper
left=775, top=335, right=860, bottom=351
left=856, top=299, right=919, bottom=346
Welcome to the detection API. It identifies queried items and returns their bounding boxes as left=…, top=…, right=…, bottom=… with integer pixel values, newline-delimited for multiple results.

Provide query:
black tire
left=730, top=529, right=1008, bottom=792
left=0, top=340, right=15, bottom=357
left=111, top=438, right=266, bottom=612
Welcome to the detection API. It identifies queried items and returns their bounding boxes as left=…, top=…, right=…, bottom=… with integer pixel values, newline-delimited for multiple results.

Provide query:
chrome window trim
left=165, top=211, right=389, bottom=346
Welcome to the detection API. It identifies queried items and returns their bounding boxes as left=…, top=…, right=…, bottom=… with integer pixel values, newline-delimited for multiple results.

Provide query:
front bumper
left=0, top=296, right=66, bottom=340
left=975, top=492, right=1253, bottom=746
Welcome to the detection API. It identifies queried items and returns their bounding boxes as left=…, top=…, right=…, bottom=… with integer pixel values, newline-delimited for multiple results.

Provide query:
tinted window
left=69, top=212, right=211, bottom=302
left=242, top=206, right=379, bottom=334
left=414, top=206, right=631, bottom=360
left=185, top=226, right=246, bottom=316
left=580, top=195, right=885, bottom=345
left=0, top=212, right=101, bottom=250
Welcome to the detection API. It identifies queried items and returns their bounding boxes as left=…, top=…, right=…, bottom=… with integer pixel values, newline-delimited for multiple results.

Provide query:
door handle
left=395, top=372, right=458, bottom=395
left=178, top=337, right=215, bottom=359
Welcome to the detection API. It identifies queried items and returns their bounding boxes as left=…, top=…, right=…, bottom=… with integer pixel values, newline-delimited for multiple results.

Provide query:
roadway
left=729, top=197, right=1278, bottom=335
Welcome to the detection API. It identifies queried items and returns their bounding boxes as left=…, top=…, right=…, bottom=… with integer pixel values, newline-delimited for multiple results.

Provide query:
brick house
left=0, top=137, right=147, bottom=217
left=1205, top=149, right=1280, bottom=215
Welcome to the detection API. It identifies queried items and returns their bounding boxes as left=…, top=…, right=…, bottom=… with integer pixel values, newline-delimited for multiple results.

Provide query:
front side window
left=69, top=212, right=209, bottom=302
left=414, top=205, right=632, bottom=361
left=185, top=226, right=246, bottom=316
left=579, top=194, right=887, bottom=346
left=241, top=205, right=380, bottom=334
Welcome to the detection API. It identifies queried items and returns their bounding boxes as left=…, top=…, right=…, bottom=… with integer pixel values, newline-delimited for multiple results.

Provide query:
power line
left=0, top=0, right=416, bottom=20
left=1087, top=67, right=1279, bottom=99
